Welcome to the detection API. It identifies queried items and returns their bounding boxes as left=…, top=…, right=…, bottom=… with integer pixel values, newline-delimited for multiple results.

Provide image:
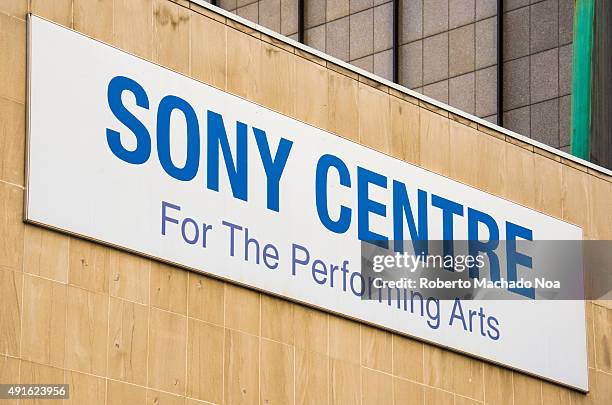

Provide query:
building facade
left=215, top=0, right=575, bottom=153
left=0, top=1, right=611, bottom=405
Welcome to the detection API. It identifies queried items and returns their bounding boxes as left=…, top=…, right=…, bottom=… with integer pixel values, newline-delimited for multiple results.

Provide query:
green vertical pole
left=570, top=0, right=595, bottom=160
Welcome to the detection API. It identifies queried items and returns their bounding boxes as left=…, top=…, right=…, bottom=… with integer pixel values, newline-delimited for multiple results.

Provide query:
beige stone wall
left=0, top=0, right=610, bottom=404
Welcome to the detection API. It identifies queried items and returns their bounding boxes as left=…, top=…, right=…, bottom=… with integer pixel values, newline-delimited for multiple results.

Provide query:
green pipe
left=570, top=0, right=595, bottom=160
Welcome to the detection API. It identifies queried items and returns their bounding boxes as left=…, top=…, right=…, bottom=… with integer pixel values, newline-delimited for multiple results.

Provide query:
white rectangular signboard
left=26, top=15, right=588, bottom=390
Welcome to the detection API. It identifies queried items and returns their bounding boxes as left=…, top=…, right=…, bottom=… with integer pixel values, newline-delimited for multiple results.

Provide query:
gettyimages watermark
left=360, top=240, right=612, bottom=301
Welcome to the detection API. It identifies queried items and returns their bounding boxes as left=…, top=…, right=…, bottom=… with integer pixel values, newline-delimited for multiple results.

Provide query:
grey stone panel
left=530, top=0, right=558, bottom=53
left=350, top=0, right=374, bottom=13
left=351, top=54, right=374, bottom=72
left=305, top=24, right=326, bottom=52
left=449, top=24, right=475, bottom=77
left=531, top=98, right=559, bottom=147
left=503, top=7, right=529, bottom=61
left=475, top=0, right=496, bottom=20
left=559, top=44, right=572, bottom=96
left=503, top=106, right=531, bottom=136
left=401, top=0, right=423, bottom=44
left=306, top=0, right=326, bottom=28
left=423, top=32, right=449, bottom=84
left=350, top=8, right=374, bottom=60
left=475, top=65, right=497, bottom=117
left=237, top=0, right=258, bottom=7
left=327, top=0, right=350, bottom=21
left=374, top=49, right=393, bottom=81
left=449, top=0, right=475, bottom=29
left=259, top=0, right=281, bottom=32
left=326, top=16, right=350, bottom=60
left=424, top=0, right=449, bottom=37
left=400, top=40, right=423, bottom=88
left=483, top=114, right=497, bottom=124
left=503, top=0, right=529, bottom=12
left=237, top=3, right=259, bottom=23
left=374, top=2, right=393, bottom=52
left=559, top=0, right=574, bottom=45
left=530, top=48, right=559, bottom=103
left=281, top=0, right=298, bottom=35
left=560, top=145, right=570, bottom=153
left=374, top=0, right=390, bottom=5
left=449, top=72, right=476, bottom=114
left=424, top=80, right=449, bottom=103
left=219, top=0, right=238, bottom=10
left=503, top=56, right=530, bottom=110
left=475, top=17, right=496, bottom=69
left=559, top=94, right=571, bottom=147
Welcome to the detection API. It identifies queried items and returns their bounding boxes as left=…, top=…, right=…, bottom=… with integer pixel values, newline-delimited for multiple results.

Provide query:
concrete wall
left=0, top=1, right=611, bottom=404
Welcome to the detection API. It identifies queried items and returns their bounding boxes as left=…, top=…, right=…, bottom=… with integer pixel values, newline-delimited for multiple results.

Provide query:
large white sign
left=26, top=15, right=588, bottom=390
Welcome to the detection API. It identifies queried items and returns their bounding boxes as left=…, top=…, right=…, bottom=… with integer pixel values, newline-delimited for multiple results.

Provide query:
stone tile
left=503, top=106, right=530, bottom=136
left=530, top=48, right=559, bottom=103
left=362, top=368, right=393, bottom=405
left=401, top=0, right=423, bottom=43
left=0, top=97, right=25, bottom=186
left=351, top=55, right=374, bottom=73
left=305, top=24, right=326, bottom=52
left=374, top=49, right=393, bottom=81
left=559, top=0, right=574, bottom=45
left=424, top=0, right=449, bottom=37
left=186, top=319, right=223, bottom=403
left=476, top=0, right=497, bottom=20
left=113, top=0, right=153, bottom=60
left=449, top=72, right=475, bottom=114
left=449, top=0, right=475, bottom=29
left=327, top=16, right=350, bottom=60
left=503, top=6, right=529, bottom=60
left=559, top=95, right=571, bottom=147
left=349, top=8, right=374, bottom=60
left=475, top=16, right=496, bottom=69
left=0, top=183, right=23, bottom=273
left=0, top=270, right=21, bottom=357
left=503, top=56, right=530, bottom=110
left=0, top=14, right=25, bottom=103
left=483, top=114, right=497, bottom=124
left=475, top=66, right=497, bottom=117
left=327, top=0, right=350, bottom=21
left=530, top=0, right=558, bottom=53
left=65, top=287, right=108, bottom=375
left=224, top=330, right=259, bottom=404
left=424, top=80, right=449, bottom=103
left=531, top=98, right=559, bottom=147
left=449, top=24, right=475, bottom=76
left=306, top=0, right=326, bottom=28
left=281, top=0, right=298, bottom=35
left=559, top=44, right=572, bottom=96
left=236, top=2, right=258, bottom=23
left=504, top=0, right=529, bottom=12
left=107, top=297, right=149, bottom=385
left=350, top=0, right=373, bottom=14
left=374, top=3, right=393, bottom=52
left=423, top=32, right=448, bottom=84
left=0, top=0, right=28, bottom=19
left=74, top=0, right=113, bottom=42
left=237, top=0, right=257, bottom=7
left=259, top=0, right=281, bottom=32
left=400, top=40, right=423, bottom=88
left=219, top=0, right=237, bottom=11
left=148, top=308, right=187, bottom=395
